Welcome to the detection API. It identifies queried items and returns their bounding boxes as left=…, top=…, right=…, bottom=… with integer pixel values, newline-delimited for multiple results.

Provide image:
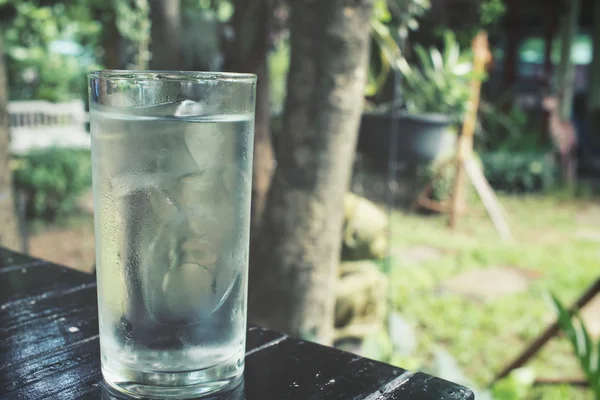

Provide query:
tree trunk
left=104, top=15, right=120, bottom=69
left=543, top=5, right=558, bottom=83
left=225, top=0, right=275, bottom=238
left=0, top=36, right=21, bottom=251
left=149, top=0, right=183, bottom=70
left=588, top=0, right=600, bottom=116
left=249, top=0, right=373, bottom=345
left=502, top=0, right=518, bottom=91
left=557, top=0, right=581, bottom=121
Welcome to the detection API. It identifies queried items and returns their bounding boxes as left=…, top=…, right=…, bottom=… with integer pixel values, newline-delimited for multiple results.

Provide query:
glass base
left=102, top=354, right=244, bottom=399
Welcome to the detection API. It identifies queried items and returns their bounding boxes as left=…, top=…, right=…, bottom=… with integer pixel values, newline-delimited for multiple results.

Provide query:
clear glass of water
left=88, top=71, right=256, bottom=399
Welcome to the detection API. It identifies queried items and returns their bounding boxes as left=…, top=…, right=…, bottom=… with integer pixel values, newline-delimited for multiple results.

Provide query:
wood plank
left=0, top=263, right=93, bottom=305
left=0, top=285, right=98, bottom=370
left=0, top=335, right=101, bottom=400
left=0, top=247, right=39, bottom=271
left=246, top=325, right=287, bottom=354
left=383, top=372, right=474, bottom=400
left=244, top=336, right=407, bottom=399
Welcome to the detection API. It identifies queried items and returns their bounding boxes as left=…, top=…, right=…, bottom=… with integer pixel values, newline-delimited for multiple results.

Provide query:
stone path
left=575, top=229, right=600, bottom=242
left=581, top=295, right=600, bottom=340
left=440, top=266, right=537, bottom=302
left=393, top=245, right=444, bottom=266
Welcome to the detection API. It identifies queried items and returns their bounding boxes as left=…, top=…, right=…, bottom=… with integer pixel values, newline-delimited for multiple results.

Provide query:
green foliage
left=477, top=101, right=533, bottom=152
left=387, top=195, right=600, bottom=398
left=551, top=294, right=600, bottom=399
left=479, top=0, right=506, bottom=28
left=183, top=0, right=233, bottom=21
left=4, top=0, right=103, bottom=102
left=481, top=152, right=555, bottom=194
left=368, top=16, right=397, bottom=97
left=361, top=329, right=394, bottom=362
left=418, top=156, right=455, bottom=202
left=435, top=0, right=506, bottom=49
left=417, top=150, right=481, bottom=202
left=367, top=0, right=431, bottom=97
left=491, top=368, right=536, bottom=400
left=397, top=32, right=475, bottom=118
left=390, top=0, right=431, bottom=40
left=268, top=37, right=290, bottom=115
left=12, top=149, right=92, bottom=221
left=113, top=0, right=151, bottom=69
left=477, top=89, right=549, bottom=154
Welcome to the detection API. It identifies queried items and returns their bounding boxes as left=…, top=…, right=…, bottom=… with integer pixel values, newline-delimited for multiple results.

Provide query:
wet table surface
left=0, top=247, right=474, bottom=399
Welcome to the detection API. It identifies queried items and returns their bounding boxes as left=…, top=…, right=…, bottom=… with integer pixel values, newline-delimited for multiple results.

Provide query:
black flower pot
left=358, top=112, right=456, bottom=166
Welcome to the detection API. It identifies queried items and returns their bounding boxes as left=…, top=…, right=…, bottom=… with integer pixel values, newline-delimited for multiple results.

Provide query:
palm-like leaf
left=551, top=294, right=600, bottom=398
left=385, top=31, right=476, bottom=117
left=443, top=31, right=460, bottom=68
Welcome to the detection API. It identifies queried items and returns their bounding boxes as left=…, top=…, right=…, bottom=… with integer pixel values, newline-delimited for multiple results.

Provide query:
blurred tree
left=0, top=34, right=20, bottom=251
left=224, top=0, right=275, bottom=239
left=115, top=0, right=151, bottom=69
left=249, top=0, right=374, bottom=344
left=556, top=0, right=581, bottom=121
left=587, top=0, right=600, bottom=116
left=3, top=0, right=103, bottom=102
left=149, top=0, right=182, bottom=69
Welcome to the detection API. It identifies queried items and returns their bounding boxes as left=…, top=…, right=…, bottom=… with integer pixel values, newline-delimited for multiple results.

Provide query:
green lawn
left=383, top=195, right=599, bottom=399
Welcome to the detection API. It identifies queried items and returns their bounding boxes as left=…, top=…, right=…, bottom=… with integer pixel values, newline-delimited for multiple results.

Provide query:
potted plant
left=359, top=32, right=474, bottom=165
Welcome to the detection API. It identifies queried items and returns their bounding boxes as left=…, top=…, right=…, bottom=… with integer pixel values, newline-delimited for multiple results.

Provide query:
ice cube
left=174, top=100, right=207, bottom=117
left=159, top=262, right=216, bottom=322
left=94, top=103, right=200, bottom=181
left=101, top=100, right=209, bottom=119
left=183, top=120, right=225, bottom=172
left=176, top=172, right=230, bottom=209
left=111, top=172, right=172, bottom=199
left=139, top=212, right=186, bottom=321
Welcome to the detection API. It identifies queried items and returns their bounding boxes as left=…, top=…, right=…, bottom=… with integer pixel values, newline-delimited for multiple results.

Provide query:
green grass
left=385, top=195, right=599, bottom=399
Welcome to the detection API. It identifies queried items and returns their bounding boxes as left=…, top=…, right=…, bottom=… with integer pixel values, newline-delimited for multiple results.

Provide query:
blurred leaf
left=491, top=368, right=535, bottom=400
left=551, top=294, right=600, bottom=397
left=362, top=330, right=393, bottom=362
left=13, top=149, right=92, bottom=221
left=390, top=32, right=476, bottom=117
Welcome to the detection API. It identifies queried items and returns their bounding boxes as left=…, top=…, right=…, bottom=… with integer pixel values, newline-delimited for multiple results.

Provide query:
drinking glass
left=89, top=70, right=255, bottom=399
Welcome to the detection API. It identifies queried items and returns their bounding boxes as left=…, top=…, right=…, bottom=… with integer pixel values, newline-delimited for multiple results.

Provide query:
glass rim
left=88, top=70, right=257, bottom=83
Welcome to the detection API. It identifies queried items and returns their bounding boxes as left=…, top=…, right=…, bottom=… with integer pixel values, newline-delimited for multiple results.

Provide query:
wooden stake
left=413, top=31, right=511, bottom=240
left=449, top=32, right=490, bottom=229
left=465, top=158, right=511, bottom=240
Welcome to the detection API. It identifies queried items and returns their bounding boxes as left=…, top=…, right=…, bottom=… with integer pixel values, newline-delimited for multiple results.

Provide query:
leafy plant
left=367, top=0, right=431, bottom=97
left=417, top=150, right=480, bottom=202
left=396, top=32, right=475, bottom=118
left=417, top=154, right=456, bottom=202
left=476, top=89, right=548, bottom=153
left=551, top=294, right=600, bottom=399
left=4, top=0, right=103, bottom=102
left=113, top=0, right=151, bottom=69
left=491, top=368, right=536, bottom=400
left=481, top=151, right=555, bottom=194
left=478, top=101, right=531, bottom=152
left=12, top=149, right=92, bottom=221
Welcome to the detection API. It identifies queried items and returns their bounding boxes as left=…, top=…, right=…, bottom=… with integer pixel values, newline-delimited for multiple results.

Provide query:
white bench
left=8, top=100, right=90, bottom=154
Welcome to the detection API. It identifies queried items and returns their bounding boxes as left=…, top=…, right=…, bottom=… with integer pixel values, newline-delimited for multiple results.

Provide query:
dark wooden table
left=0, top=247, right=474, bottom=399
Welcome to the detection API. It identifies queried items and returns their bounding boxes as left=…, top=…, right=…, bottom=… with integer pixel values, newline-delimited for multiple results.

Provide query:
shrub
left=481, top=151, right=555, bottom=194
left=12, top=148, right=92, bottom=221
left=417, top=152, right=482, bottom=202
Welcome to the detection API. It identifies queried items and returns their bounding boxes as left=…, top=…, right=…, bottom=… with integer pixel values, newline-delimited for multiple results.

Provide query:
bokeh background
left=0, top=1, right=599, bottom=398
